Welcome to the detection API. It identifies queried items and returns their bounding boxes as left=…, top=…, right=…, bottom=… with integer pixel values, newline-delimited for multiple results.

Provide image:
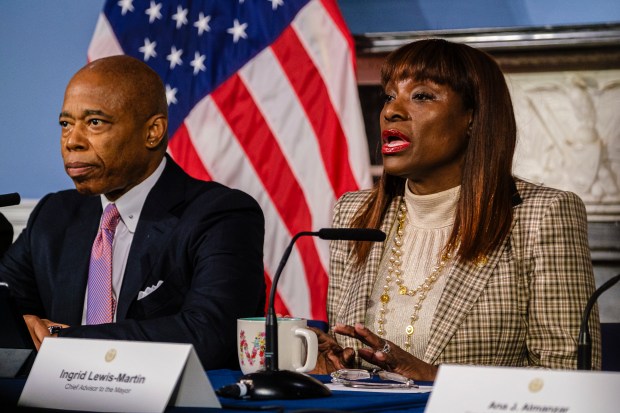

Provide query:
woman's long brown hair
left=351, top=39, right=516, bottom=265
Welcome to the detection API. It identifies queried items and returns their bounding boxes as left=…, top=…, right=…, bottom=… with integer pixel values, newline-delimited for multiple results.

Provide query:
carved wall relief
left=509, top=70, right=620, bottom=220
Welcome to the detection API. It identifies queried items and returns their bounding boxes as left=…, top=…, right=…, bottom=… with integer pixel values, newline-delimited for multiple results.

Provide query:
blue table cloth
left=208, top=370, right=430, bottom=412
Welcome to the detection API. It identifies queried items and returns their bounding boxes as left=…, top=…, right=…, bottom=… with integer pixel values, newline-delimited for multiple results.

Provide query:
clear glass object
left=330, top=368, right=418, bottom=389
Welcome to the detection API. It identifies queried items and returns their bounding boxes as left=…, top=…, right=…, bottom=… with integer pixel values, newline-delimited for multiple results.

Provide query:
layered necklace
left=376, top=201, right=454, bottom=352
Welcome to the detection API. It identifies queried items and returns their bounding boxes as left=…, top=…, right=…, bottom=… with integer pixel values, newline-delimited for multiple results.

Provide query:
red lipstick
left=381, top=129, right=411, bottom=154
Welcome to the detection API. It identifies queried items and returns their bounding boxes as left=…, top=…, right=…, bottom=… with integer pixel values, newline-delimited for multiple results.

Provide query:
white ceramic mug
left=237, top=317, right=318, bottom=375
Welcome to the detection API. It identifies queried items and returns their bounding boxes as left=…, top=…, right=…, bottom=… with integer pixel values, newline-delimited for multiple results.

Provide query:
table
left=210, top=370, right=430, bottom=412
left=0, top=370, right=430, bottom=412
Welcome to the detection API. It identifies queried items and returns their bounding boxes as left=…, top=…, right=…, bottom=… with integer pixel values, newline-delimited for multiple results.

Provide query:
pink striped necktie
left=86, top=203, right=121, bottom=325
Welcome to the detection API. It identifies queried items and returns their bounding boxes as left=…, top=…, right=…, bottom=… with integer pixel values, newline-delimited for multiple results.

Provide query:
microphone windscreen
left=317, top=228, right=386, bottom=242
left=0, top=193, right=20, bottom=208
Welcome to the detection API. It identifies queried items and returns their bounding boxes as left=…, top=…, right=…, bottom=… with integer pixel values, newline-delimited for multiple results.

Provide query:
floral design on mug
left=239, top=330, right=266, bottom=366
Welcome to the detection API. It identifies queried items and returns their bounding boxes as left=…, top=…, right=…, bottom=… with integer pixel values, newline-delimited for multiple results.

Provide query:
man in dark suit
left=0, top=55, right=265, bottom=369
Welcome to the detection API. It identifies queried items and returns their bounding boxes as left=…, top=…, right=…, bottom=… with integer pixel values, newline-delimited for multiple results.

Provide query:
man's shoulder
left=161, top=157, right=257, bottom=203
left=20, top=190, right=99, bottom=239
left=36, top=189, right=96, bottom=211
left=159, top=169, right=262, bottom=220
left=186, top=180, right=261, bottom=213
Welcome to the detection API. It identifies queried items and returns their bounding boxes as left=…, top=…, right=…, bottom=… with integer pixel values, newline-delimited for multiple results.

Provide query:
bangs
left=381, top=39, right=474, bottom=107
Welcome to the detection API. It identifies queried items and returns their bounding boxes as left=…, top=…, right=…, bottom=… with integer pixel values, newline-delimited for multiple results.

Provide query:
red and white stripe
left=88, top=0, right=371, bottom=321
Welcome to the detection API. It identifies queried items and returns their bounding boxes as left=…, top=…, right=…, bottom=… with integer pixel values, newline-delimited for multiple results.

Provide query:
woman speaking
left=313, top=39, right=600, bottom=381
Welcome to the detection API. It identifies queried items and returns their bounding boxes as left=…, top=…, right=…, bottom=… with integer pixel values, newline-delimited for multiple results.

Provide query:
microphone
left=0, top=193, right=20, bottom=208
left=317, top=228, right=387, bottom=242
left=221, top=228, right=386, bottom=399
left=577, top=273, right=620, bottom=370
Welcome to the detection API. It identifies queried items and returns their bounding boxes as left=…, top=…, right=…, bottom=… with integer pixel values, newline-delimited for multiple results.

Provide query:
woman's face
left=380, top=77, right=472, bottom=195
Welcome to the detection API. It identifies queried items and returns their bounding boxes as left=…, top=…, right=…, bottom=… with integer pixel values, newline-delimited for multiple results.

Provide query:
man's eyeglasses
left=330, top=369, right=418, bottom=389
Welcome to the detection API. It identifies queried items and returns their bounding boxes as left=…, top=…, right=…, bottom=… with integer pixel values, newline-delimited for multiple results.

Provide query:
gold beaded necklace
left=377, top=201, right=454, bottom=352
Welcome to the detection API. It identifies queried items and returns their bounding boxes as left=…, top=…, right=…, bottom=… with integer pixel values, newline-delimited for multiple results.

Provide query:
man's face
left=59, top=70, right=154, bottom=201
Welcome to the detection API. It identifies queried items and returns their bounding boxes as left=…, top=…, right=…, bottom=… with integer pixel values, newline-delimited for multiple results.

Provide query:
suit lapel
left=424, top=185, right=523, bottom=364
left=336, top=196, right=403, bottom=329
left=54, top=198, right=101, bottom=325
left=115, top=159, right=186, bottom=320
left=423, top=249, right=502, bottom=363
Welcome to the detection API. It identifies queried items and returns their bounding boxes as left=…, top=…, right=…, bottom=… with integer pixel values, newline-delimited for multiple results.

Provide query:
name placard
left=18, top=338, right=220, bottom=412
left=425, top=365, right=620, bottom=413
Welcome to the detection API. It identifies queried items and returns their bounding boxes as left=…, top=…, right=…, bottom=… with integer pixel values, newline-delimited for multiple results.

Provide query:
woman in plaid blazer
left=315, top=39, right=601, bottom=380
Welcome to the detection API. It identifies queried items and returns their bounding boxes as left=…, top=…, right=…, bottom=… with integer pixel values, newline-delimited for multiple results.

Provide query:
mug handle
left=294, top=327, right=318, bottom=372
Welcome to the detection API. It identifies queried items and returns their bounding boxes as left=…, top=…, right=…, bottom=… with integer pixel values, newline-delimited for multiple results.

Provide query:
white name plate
left=425, top=364, right=620, bottom=413
left=18, top=338, right=220, bottom=412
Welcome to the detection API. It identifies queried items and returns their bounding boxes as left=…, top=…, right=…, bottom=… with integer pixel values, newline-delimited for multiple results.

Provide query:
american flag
left=88, top=0, right=371, bottom=322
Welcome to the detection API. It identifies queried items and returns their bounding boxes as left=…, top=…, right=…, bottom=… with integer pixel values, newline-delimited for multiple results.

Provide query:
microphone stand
left=236, top=228, right=385, bottom=399
left=239, top=231, right=329, bottom=399
left=265, top=231, right=312, bottom=371
left=577, top=273, right=620, bottom=370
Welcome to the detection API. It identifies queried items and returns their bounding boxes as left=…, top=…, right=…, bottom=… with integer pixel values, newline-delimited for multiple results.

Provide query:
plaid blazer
left=327, top=178, right=601, bottom=369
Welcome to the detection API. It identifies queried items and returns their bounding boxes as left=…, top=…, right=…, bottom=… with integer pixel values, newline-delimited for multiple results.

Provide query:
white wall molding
left=2, top=199, right=37, bottom=241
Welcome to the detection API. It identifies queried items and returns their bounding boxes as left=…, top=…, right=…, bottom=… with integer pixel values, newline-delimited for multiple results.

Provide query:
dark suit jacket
left=0, top=157, right=265, bottom=369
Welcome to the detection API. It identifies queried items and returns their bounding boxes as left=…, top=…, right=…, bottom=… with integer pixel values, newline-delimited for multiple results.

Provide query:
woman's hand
left=309, top=327, right=356, bottom=374
left=334, top=323, right=438, bottom=381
